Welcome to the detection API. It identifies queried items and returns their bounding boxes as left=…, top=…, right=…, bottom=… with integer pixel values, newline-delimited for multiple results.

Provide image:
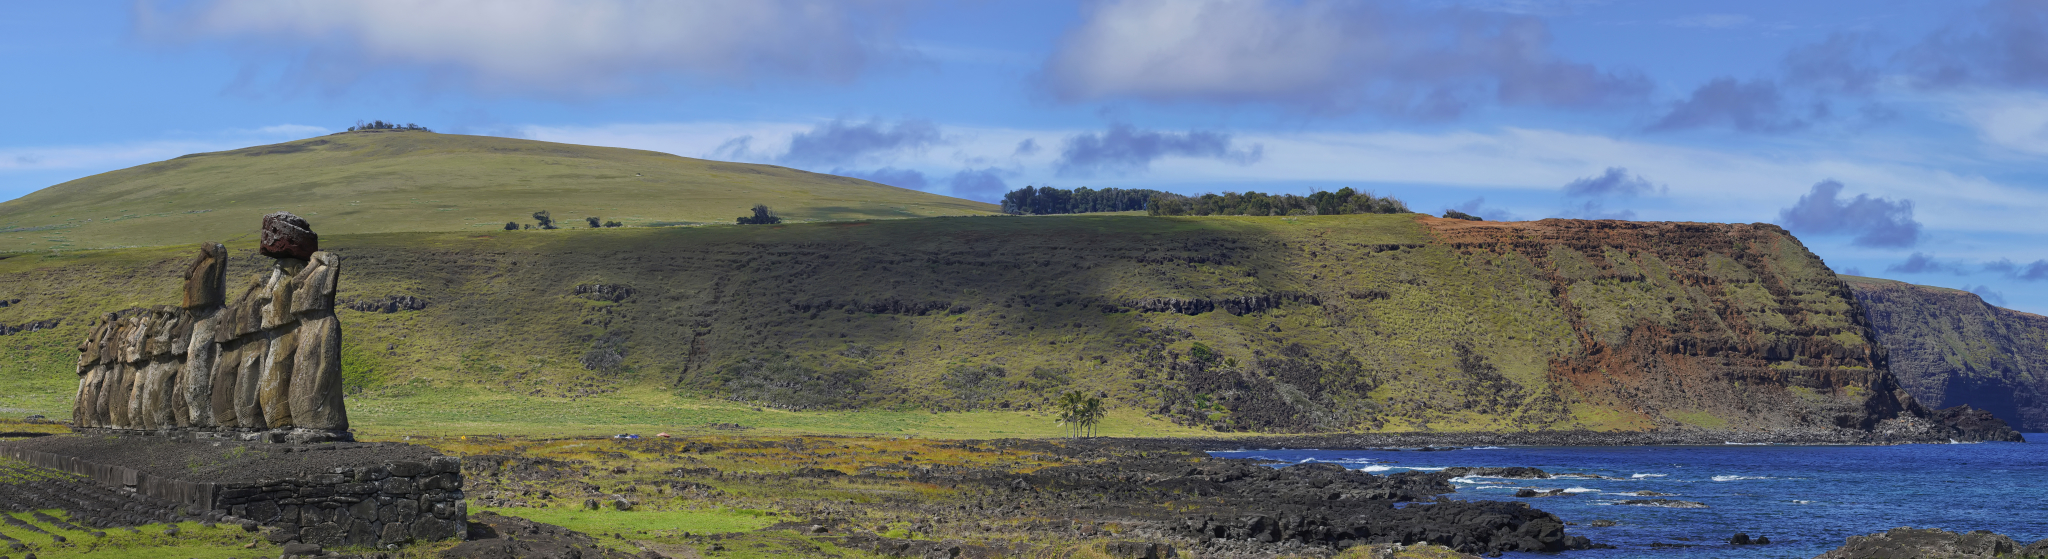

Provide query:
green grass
left=0, top=212, right=1907, bottom=436
left=348, top=385, right=1213, bottom=439
left=0, top=516, right=286, bottom=559
left=0, top=129, right=998, bottom=253
left=475, top=506, right=777, bottom=538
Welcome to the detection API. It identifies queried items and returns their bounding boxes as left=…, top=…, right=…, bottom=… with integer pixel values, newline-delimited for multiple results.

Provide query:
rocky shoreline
left=1143, top=413, right=2027, bottom=451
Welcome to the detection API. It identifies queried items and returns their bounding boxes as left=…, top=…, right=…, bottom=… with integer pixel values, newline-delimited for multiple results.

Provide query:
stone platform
left=0, top=433, right=465, bottom=548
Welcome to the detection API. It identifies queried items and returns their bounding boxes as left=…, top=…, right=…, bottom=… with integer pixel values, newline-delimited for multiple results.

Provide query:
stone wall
left=220, top=456, right=467, bottom=547
left=0, top=446, right=464, bottom=547
left=70, top=225, right=349, bottom=438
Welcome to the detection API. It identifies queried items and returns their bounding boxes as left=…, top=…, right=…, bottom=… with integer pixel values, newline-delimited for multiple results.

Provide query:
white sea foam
left=1360, top=465, right=1447, bottom=473
left=1630, top=473, right=1667, bottom=479
left=1711, top=475, right=1772, bottom=482
left=1563, top=487, right=1600, bottom=493
left=1791, top=500, right=1814, bottom=504
left=1449, top=476, right=1512, bottom=485
left=1724, top=442, right=1769, bottom=446
left=1468, top=446, right=1507, bottom=450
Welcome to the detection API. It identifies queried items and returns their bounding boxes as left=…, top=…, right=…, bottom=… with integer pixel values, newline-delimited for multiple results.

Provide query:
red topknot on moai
left=73, top=212, right=348, bottom=443
left=259, top=211, right=318, bottom=260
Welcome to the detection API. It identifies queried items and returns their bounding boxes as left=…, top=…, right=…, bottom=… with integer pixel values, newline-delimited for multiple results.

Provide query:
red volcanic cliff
left=1423, top=218, right=1946, bottom=435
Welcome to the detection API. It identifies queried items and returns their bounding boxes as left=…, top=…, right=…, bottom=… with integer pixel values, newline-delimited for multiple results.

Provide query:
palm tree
left=1078, top=396, right=1104, bottom=438
left=1055, top=390, right=1088, bottom=439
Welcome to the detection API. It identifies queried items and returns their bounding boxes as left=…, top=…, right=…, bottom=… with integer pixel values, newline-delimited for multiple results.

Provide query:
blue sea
left=1211, top=433, right=2048, bottom=558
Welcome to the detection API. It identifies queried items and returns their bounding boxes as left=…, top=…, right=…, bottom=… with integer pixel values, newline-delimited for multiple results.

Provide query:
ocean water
left=1211, top=433, right=2048, bottom=558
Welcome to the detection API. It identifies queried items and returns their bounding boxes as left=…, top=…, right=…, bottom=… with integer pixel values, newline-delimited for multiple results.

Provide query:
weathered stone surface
left=301, top=522, right=344, bottom=546
left=411, top=517, right=458, bottom=541
left=380, top=521, right=411, bottom=545
left=262, top=262, right=304, bottom=330
left=235, top=335, right=268, bottom=428
left=209, top=343, right=241, bottom=427
left=261, top=212, right=319, bottom=260
left=224, top=277, right=269, bottom=340
left=185, top=242, right=229, bottom=308
left=259, top=324, right=298, bottom=428
left=137, top=357, right=180, bottom=429
left=290, top=252, right=339, bottom=314
left=72, top=365, right=96, bottom=427
left=387, top=461, right=429, bottom=478
left=289, top=314, right=346, bottom=431
left=182, top=307, right=220, bottom=427
left=430, top=456, right=462, bottom=474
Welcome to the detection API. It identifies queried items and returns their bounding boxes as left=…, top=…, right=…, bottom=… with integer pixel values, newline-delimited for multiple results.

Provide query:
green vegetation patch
left=0, top=130, right=998, bottom=253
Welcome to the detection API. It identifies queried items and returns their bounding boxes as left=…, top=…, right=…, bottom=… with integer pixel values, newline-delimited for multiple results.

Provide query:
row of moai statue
left=71, top=212, right=350, bottom=436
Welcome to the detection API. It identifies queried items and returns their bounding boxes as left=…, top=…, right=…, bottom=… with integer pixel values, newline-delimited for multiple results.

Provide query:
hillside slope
left=0, top=214, right=1977, bottom=439
left=0, top=130, right=997, bottom=253
left=1843, top=276, right=2048, bottom=432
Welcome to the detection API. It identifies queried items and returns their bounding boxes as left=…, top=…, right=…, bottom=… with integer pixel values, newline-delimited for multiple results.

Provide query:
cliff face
left=0, top=215, right=1997, bottom=438
left=1844, top=276, right=2048, bottom=432
left=1426, top=219, right=1911, bottom=433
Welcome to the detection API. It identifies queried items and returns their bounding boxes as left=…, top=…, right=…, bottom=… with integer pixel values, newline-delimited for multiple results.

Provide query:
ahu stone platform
left=0, top=434, right=465, bottom=548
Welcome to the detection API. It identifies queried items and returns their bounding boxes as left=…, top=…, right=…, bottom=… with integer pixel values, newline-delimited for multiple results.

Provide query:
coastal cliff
left=1845, top=275, right=2048, bottom=432
left=0, top=214, right=2019, bottom=440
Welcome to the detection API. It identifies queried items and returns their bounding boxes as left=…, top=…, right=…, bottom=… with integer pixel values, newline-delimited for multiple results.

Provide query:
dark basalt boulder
left=1930, top=405, right=2026, bottom=442
left=1816, top=527, right=2048, bottom=559
left=260, top=211, right=318, bottom=260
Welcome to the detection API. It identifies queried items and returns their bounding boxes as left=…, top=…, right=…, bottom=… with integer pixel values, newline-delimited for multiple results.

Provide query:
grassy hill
left=0, top=129, right=998, bottom=253
left=1, top=214, right=1921, bottom=437
left=1843, top=275, right=2048, bottom=431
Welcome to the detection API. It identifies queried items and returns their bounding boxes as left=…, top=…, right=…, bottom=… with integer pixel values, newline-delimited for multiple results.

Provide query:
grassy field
left=345, top=385, right=1215, bottom=439
left=0, top=129, right=998, bottom=253
left=1, top=213, right=1893, bottom=437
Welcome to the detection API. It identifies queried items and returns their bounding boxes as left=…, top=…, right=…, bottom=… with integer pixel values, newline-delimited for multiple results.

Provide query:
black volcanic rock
left=1930, top=404, right=2026, bottom=442
left=1816, top=527, right=2047, bottom=559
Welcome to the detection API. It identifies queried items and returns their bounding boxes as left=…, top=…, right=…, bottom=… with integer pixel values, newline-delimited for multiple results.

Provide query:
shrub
left=1443, top=209, right=1484, bottom=221
left=503, top=221, right=518, bottom=231
left=347, top=120, right=431, bottom=132
left=736, top=204, right=782, bottom=225
left=719, top=352, right=869, bottom=411
left=532, top=210, right=557, bottom=229
left=941, top=364, right=1007, bottom=410
left=1000, top=186, right=1168, bottom=215
left=603, top=221, right=623, bottom=228
left=1146, top=187, right=1409, bottom=217
left=586, top=216, right=602, bottom=228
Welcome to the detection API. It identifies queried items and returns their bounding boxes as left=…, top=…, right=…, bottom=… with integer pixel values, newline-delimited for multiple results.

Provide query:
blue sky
left=6, top=1, right=2048, bottom=312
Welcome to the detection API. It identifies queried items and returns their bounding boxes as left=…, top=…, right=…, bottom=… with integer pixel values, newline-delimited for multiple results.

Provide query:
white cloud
left=143, top=0, right=907, bottom=95
left=1953, top=92, right=2048, bottom=157
left=1036, top=0, right=1647, bottom=116
left=513, top=119, right=2048, bottom=234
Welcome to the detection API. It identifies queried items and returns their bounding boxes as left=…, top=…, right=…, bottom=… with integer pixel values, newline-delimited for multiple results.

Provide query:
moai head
left=184, top=242, right=229, bottom=308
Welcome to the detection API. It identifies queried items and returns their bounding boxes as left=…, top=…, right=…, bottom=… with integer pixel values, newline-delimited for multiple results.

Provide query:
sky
left=5, top=0, right=2048, bottom=312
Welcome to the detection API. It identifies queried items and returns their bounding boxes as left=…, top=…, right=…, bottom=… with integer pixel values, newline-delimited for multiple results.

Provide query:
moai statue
left=71, top=213, right=349, bottom=439
left=180, top=242, right=228, bottom=427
